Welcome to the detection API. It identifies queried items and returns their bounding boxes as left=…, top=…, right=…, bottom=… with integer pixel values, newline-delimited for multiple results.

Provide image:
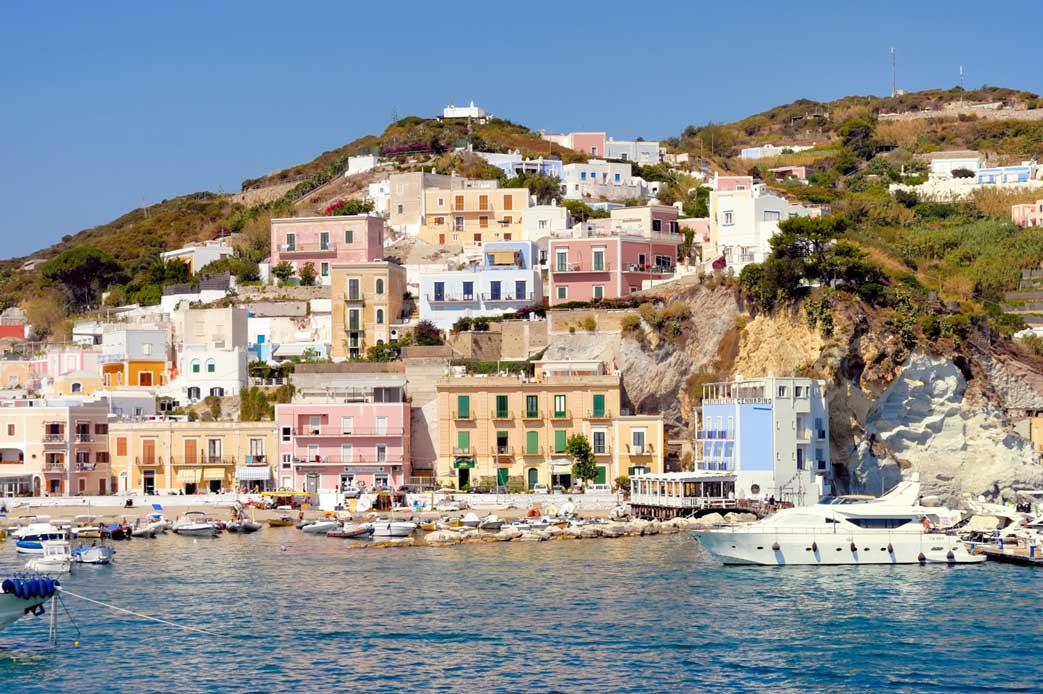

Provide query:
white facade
left=561, top=160, right=650, bottom=200
left=605, top=139, right=661, bottom=164
left=345, top=155, right=379, bottom=177
left=368, top=179, right=391, bottom=217
left=709, top=182, right=813, bottom=271
left=418, top=241, right=542, bottom=331
left=522, top=204, right=573, bottom=241
left=929, top=156, right=981, bottom=179
left=739, top=144, right=815, bottom=160
left=443, top=101, right=488, bottom=119
left=175, top=344, right=248, bottom=401
left=160, top=239, right=232, bottom=273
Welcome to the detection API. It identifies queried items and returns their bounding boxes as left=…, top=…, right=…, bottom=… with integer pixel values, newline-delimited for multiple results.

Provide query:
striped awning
left=202, top=467, right=225, bottom=481
left=176, top=469, right=201, bottom=484
left=236, top=467, right=271, bottom=481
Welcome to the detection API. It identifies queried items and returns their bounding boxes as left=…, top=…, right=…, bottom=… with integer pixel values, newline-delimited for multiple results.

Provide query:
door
left=207, top=438, right=222, bottom=463
left=142, top=439, right=155, bottom=465
left=143, top=470, right=155, bottom=495
left=184, top=440, right=197, bottom=465
left=458, top=467, right=470, bottom=489
left=527, top=468, right=538, bottom=490
left=305, top=473, right=319, bottom=494
left=139, top=370, right=153, bottom=387
left=496, top=468, right=509, bottom=488
left=439, top=234, right=445, bottom=244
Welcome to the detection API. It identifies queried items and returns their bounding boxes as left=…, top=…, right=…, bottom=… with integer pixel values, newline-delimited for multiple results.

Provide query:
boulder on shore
left=601, top=524, right=626, bottom=538
left=519, top=531, right=545, bottom=542
left=497, top=526, right=522, bottom=541
left=424, top=530, right=462, bottom=546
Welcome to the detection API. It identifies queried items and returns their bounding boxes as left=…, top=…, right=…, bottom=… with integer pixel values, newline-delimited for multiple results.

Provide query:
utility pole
left=890, top=47, right=896, bottom=98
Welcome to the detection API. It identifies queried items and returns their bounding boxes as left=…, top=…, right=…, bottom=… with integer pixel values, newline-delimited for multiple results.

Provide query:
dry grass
left=969, top=187, right=1043, bottom=219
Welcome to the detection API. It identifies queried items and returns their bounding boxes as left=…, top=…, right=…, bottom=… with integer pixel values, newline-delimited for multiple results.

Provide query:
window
left=437, top=198, right=444, bottom=207
left=321, top=262, right=329, bottom=277
left=340, top=443, right=353, bottom=463
left=538, top=219, right=548, bottom=230
left=515, top=280, right=526, bottom=300
left=797, top=448, right=805, bottom=470
left=479, top=216, right=489, bottom=228
left=396, top=204, right=403, bottom=214
left=187, top=386, right=200, bottom=400
left=631, top=429, right=646, bottom=454
left=462, top=281, right=474, bottom=300
left=593, top=249, right=605, bottom=271
left=815, top=418, right=825, bottom=439
left=556, top=286, right=567, bottom=300
left=320, top=231, right=330, bottom=250
left=249, top=438, right=264, bottom=457
left=210, top=387, right=224, bottom=397
left=454, top=195, right=464, bottom=210
left=206, top=359, right=216, bottom=373
left=555, top=249, right=568, bottom=272
left=554, top=430, right=567, bottom=453
left=493, top=395, right=510, bottom=419
left=723, top=211, right=734, bottom=225
left=376, top=309, right=384, bottom=325
left=593, top=285, right=604, bottom=300
left=479, top=194, right=489, bottom=211
left=614, top=173, right=621, bottom=182
left=526, top=395, right=539, bottom=418
left=763, top=210, right=781, bottom=222
left=592, top=430, right=606, bottom=454
left=376, top=445, right=386, bottom=463
left=281, top=426, right=291, bottom=443
left=456, top=431, right=470, bottom=453
left=95, top=423, right=108, bottom=435
left=96, top=452, right=110, bottom=463
left=473, top=233, right=482, bottom=244
left=669, top=221, right=678, bottom=234
left=143, top=343, right=153, bottom=356
left=526, top=431, right=539, bottom=455
left=435, top=216, right=444, bottom=225
left=285, top=232, right=296, bottom=251
left=348, top=309, right=360, bottom=332
left=503, top=195, right=513, bottom=211
left=580, top=171, right=587, bottom=181
left=503, top=216, right=512, bottom=225
left=495, top=431, right=508, bottom=454
left=554, top=394, right=566, bottom=418
left=340, top=417, right=354, bottom=435
left=5, top=424, right=12, bottom=436
left=190, top=358, right=201, bottom=373
left=457, top=395, right=470, bottom=419
left=592, top=394, right=605, bottom=418
left=376, top=416, right=388, bottom=435
left=489, top=281, right=501, bottom=301
left=375, top=278, right=384, bottom=295
left=777, top=386, right=788, bottom=398
left=652, top=219, right=662, bottom=232
left=116, top=437, right=127, bottom=456
left=71, top=382, right=81, bottom=393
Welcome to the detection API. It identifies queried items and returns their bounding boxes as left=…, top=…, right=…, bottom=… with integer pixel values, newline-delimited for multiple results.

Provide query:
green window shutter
left=345, top=229, right=354, bottom=244
left=554, top=394, right=566, bottom=417
left=457, top=431, right=470, bottom=452
left=457, top=395, right=470, bottom=418
left=592, top=394, right=605, bottom=418
left=526, top=431, right=539, bottom=455
left=496, top=468, right=509, bottom=486
left=554, top=430, right=566, bottom=453
left=496, top=394, right=508, bottom=418
left=526, top=395, right=538, bottom=418
left=595, top=466, right=607, bottom=484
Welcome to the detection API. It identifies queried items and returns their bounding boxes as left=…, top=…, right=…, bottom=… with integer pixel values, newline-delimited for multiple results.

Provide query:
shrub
left=951, top=167, right=975, bottom=179
left=578, top=316, right=597, bottom=331
left=620, top=313, right=641, bottom=332
left=451, top=316, right=473, bottom=333
left=298, top=262, right=317, bottom=286
left=413, top=320, right=444, bottom=346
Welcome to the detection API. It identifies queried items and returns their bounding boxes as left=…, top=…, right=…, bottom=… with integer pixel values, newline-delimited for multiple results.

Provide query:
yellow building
left=435, top=360, right=664, bottom=490
left=100, top=327, right=169, bottom=388
left=419, top=187, right=530, bottom=247
left=109, top=420, right=277, bottom=495
left=330, top=261, right=407, bottom=360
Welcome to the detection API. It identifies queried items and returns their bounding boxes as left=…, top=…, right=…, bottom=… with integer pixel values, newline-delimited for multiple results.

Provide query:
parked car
left=468, top=485, right=492, bottom=494
left=551, top=485, right=567, bottom=494
left=532, top=483, right=549, bottom=494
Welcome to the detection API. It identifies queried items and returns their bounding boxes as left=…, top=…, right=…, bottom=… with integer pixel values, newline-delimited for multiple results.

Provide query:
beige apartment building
left=109, top=420, right=277, bottom=495
left=0, top=399, right=112, bottom=497
left=388, top=172, right=498, bottom=235
left=329, top=261, right=408, bottom=360
left=419, top=187, right=530, bottom=247
left=435, top=360, right=664, bottom=490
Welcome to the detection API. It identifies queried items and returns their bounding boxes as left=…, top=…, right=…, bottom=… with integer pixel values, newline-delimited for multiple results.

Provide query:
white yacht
left=692, top=476, right=985, bottom=566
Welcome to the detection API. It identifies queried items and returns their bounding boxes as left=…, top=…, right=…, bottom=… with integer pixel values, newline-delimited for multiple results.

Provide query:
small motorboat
left=301, top=520, right=340, bottom=534
left=71, top=542, right=114, bottom=565
left=227, top=520, right=263, bottom=533
left=70, top=515, right=102, bottom=539
left=100, top=522, right=132, bottom=541
left=461, top=513, right=481, bottom=528
left=14, top=523, right=66, bottom=555
left=172, top=512, right=219, bottom=537
left=267, top=516, right=295, bottom=527
left=24, top=540, right=72, bottom=574
left=478, top=514, right=503, bottom=531
left=130, top=517, right=156, bottom=538
left=371, top=520, right=417, bottom=538
left=529, top=517, right=552, bottom=531
left=0, top=576, right=60, bottom=632
left=511, top=520, right=532, bottom=531
left=327, top=523, right=375, bottom=539
left=418, top=520, right=438, bottom=532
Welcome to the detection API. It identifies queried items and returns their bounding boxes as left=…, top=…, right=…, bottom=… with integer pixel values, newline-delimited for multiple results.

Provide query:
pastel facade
left=435, top=360, right=664, bottom=490
left=270, top=215, right=385, bottom=285
left=100, top=328, right=169, bottom=389
left=275, top=375, right=411, bottom=493
left=547, top=234, right=680, bottom=304
left=522, top=204, right=573, bottom=241
left=561, top=159, right=648, bottom=200
left=605, top=138, right=661, bottom=164
left=978, top=164, right=1036, bottom=185
left=419, top=187, right=530, bottom=246
left=418, top=241, right=543, bottom=330
left=1012, top=200, right=1043, bottom=228
left=109, top=420, right=277, bottom=495
left=708, top=176, right=813, bottom=271
left=330, top=261, right=407, bottom=360
left=0, top=399, right=112, bottom=497
left=696, top=376, right=831, bottom=505
left=387, top=172, right=497, bottom=236
left=476, top=152, right=563, bottom=179
left=608, top=204, right=680, bottom=237
left=160, top=239, right=232, bottom=273
left=173, top=306, right=249, bottom=401
left=543, top=131, right=607, bottom=157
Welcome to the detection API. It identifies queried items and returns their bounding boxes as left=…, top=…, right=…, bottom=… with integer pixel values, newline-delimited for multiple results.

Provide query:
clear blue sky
left=2, top=0, right=1041, bottom=258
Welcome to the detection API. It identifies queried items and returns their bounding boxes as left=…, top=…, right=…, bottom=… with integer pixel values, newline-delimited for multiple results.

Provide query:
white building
left=695, top=375, right=831, bottom=505
left=740, top=144, right=815, bottom=160
left=418, top=241, right=543, bottom=331
left=160, top=239, right=232, bottom=273
left=605, top=138, right=661, bottom=165
left=170, top=306, right=249, bottom=402
left=443, top=101, right=488, bottom=120
left=522, top=204, right=573, bottom=241
left=708, top=175, right=814, bottom=271
left=345, top=154, right=380, bottom=177
left=561, top=160, right=655, bottom=201
left=924, top=151, right=982, bottom=180
left=368, top=179, right=391, bottom=217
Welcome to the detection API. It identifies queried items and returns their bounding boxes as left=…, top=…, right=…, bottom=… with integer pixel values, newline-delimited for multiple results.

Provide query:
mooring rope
left=56, top=587, right=222, bottom=637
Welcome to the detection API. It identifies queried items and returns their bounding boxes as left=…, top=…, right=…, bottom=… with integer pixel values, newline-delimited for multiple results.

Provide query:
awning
left=176, top=469, right=201, bottom=484
left=236, top=467, right=272, bottom=481
left=452, top=458, right=475, bottom=470
left=550, top=458, right=573, bottom=467
left=490, top=250, right=517, bottom=265
left=203, top=467, right=225, bottom=481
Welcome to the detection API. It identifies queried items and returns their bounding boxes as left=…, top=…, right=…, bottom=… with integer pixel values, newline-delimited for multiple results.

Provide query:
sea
left=0, top=530, right=1040, bottom=694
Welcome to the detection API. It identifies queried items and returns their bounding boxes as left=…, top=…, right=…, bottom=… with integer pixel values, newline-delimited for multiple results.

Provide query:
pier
left=972, top=544, right=1043, bottom=567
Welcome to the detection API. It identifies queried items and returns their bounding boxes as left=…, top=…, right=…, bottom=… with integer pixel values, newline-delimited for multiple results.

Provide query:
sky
left=1, top=0, right=1041, bottom=258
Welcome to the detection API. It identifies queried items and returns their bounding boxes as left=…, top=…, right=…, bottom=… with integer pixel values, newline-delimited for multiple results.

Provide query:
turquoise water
left=0, top=530, right=1040, bottom=693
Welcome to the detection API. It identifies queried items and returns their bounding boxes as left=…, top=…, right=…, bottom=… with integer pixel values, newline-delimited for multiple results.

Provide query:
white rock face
left=850, top=354, right=1043, bottom=502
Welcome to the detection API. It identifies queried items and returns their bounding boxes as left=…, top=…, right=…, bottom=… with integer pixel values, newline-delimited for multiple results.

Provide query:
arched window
left=376, top=309, right=384, bottom=325
left=191, top=359, right=201, bottom=373
left=188, top=387, right=201, bottom=400
left=206, top=359, right=216, bottom=373
left=210, top=387, right=224, bottom=397
left=71, top=382, right=82, bottom=393
left=375, top=278, right=385, bottom=295
left=377, top=339, right=384, bottom=346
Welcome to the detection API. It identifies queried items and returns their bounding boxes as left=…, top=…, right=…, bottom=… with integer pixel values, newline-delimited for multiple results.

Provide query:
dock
left=972, top=544, right=1043, bottom=567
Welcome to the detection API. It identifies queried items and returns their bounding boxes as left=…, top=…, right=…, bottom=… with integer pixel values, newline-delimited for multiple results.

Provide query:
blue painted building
left=695, top=376, right=831, bottom=505
left=977, top=164, right=1035, bottom=185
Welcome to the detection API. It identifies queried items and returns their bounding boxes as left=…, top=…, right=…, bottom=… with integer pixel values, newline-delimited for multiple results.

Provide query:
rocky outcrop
left=734, top=309, right=823, bottom=378
left=848, top=354, right=1043, bottom=502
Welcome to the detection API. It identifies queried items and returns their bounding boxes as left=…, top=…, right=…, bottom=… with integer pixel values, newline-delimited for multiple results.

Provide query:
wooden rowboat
left=267, top=517, right=295, bottom=527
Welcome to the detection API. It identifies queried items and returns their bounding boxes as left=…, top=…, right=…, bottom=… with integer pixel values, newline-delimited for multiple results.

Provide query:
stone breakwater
left=346, top=512, right=758, bottom=550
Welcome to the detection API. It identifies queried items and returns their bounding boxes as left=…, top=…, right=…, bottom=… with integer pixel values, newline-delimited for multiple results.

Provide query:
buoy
left=946, top=550, right=955, bottom=561
left=2, top=578, right=13, bottom=594
left=918, top=552, right=926, bottom=563
left=887, top=543, right=894, bottom=554
left=771, top=542, right=780, bottom=551
left=13, top=579, right=23, bottom=599
left=850, top=542, right=857, bottom=552
left=812, top=542, right=818, bottom=552
left=27, top=579, right=39, bottom=598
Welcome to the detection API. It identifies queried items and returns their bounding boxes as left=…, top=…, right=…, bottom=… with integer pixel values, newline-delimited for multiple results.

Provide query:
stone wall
left=548, top=309, right=630, bottom=335
left=238, top=285, right=329, bottom=301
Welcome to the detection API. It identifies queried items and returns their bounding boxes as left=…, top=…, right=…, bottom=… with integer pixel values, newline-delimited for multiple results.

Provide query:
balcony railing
left=427, top=294, right=478, bottom=304
left=490, top=446, right=514, bottom=457
left=553, top=263, right=612, bottom=273
left=43, top=432, right=66, bottom=443
left=586, top=410, right=611, bottom=420
left=451, top=447, right=474, bottom=457
left=490, top=410, right=512, bottom=420
left=626, top=443, right=654, bottom=455
left=522, top=410, right=541, bottom=420
left=279, top=242, right=338, bottom=255
left=170, top=456, right=237, bottom=466
left=74, top=432, right=93, bottom=443
left=134, top=456, right=164, bottom=467
left=295, top=456, right=403, bottom=466
left=623, top=263, right=674, bottom=274
left=75, top=462, right=97, bottom=472
left=295, top=425, right=405, bottom=437
left=344, top=292, right=365, bottom=304
left=481, top=292, right=534, bottom=303
left=44, top=460, right=66, bottom=472
left=550, top=410, right=571, bottom=420
left=697, top=430, right=735, bottom=440
left=453, top=410, right=474, bottom=421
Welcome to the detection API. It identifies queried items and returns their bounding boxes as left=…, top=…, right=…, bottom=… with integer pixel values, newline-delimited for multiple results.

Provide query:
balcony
left=295, top=455, right=404, bottom=467
left=170, top=456, right=237, bottom=466
left=626, top=443, right=655, bottom=456
left=295, top=425, right=405, bottom=437
left=490, top=446, right=514, bottom=458
left=135, top=456, right=164, bottom=467
left=453, top=410, right=474, bottom=421
left=553, top=262, right=612, bottom=274
left=244, top=455, right=269, bottom=466
left=521, top=410, right=541, bottom=421
left=344, top=292, right=365, bottom=304
left=550, top=410, right=571, bottom=420
left=696, top=430, right=734, bottom=441
left=623, top=263, right=674, bottom=274
left=481, top=292, right=534, bottom=304
left=451, top=447, right=474, bottom=457
left=586, top=410, right=612, bottom=420
left=490, top=410, right=513, bottom=421
left=43, top=432, right=66, bottom=444
left=796, top=429, right=812, bottom=443
left=75, top=462, right=98, bottom=472
left=279, top=242, right=338, bottom=256
left=74, top=432, right=94, bottom=443
left=44, top=460, right=66, bottom=472
left=427, top=294, right=478, bottom=305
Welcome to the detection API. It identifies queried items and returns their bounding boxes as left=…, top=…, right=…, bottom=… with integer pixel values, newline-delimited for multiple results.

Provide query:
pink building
left=542, top=131, right=607, bottom=157
left=275, top=374, right=411, bottom=494
left=548, top=234, right=681, bottom=304
left=1013, top=200, right=1043, bottom=228
left=714, top=175, right=755, bottom=192
left=270, top=215, right=385, bottom=285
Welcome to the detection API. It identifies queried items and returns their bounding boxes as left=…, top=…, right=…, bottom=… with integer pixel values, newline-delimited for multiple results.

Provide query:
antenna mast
left=890, top=47, right=896, bottom=98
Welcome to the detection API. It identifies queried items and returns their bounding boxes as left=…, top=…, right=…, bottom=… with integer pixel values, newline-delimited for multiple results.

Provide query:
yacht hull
left=692, top=530, right=984, bottom=566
